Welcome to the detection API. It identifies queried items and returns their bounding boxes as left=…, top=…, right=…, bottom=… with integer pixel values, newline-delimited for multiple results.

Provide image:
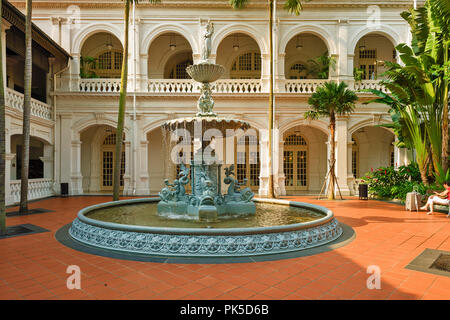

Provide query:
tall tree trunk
left=113, top=0, right=130, bottom=201
left=441, top=40, right=448, bottom=175
left=0, top=0, right=6, bottom=235
left=328, top=111, right=335, bottom=200
left=19, top=0, right=32, bottom=214
left=267, top=0, right=275, bottom=198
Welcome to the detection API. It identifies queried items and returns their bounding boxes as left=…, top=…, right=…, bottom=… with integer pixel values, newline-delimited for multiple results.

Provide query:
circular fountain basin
left=69, top=198, right=342, bottom=257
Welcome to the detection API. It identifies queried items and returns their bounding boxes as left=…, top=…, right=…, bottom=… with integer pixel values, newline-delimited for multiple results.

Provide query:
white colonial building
left=4, top=0, right=419, bottom=205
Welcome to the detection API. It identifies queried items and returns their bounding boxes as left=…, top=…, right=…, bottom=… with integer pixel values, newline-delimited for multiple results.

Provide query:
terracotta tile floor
left=1, top=196, right=449, bottom=300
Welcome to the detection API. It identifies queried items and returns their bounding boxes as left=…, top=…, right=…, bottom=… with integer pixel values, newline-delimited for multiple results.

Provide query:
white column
left=88, top=142, right=101, bottom=192
left=139, top=54, right=148, bottom=92
left=68, top=53, right=80, bottom=91
left=70, top=137, right=83, bottom=195
left=5, top=126, right=14, bottom=205
left=393, top=137, right=400, bottom=168
left=278, top=139, right=286, bottom=196
left=137, top=140, right=150, bottom=195
left=261, top=53, right=270, bottom=93
left=258, top=131, right=270, bottom=197
left=60, top=114, right=73, bottom=192
left=40, top=145, right=54, bottom=179
left=335, top=116, right=351, bottom=195
left=336, top=19, right=350, bottom=81
left=123, top=140, right=132, bottom=195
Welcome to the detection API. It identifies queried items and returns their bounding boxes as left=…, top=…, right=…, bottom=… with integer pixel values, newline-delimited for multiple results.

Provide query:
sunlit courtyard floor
left=1, top=195, right=449, bottom=300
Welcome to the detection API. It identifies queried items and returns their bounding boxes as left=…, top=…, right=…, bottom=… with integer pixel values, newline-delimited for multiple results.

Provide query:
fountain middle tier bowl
left=186, top=62, right=225, bottom=83
left=162, top=116, right=251, bottom=133
left=69, top=198, right=343, bottom=257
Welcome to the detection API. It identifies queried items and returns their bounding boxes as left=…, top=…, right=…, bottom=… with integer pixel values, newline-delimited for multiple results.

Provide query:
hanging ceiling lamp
left=296, top=35, right=303, bottom=50
left=233, top=34, right=239, bottom=51
left=169, top=34, right=177, bottom=51
left=106, top=34, right=113, bottom=51
left=359, top=38, right=366, bottom=51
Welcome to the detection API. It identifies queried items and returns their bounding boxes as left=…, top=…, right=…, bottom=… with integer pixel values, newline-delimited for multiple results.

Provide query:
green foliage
left=306, top=51, right=336, bottom=79
left=306, top=81, right=358, bottom=119
left=80, top=56, right=98, bottom=79
left=353, top=68, right=364, bottom=82
left=361, top=163, right=424, bottom=200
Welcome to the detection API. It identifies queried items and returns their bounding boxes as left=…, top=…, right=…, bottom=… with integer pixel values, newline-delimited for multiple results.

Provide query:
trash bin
left=359, top=184, right=368, bottom=200
left=405, top=192, right=422, bottom=212
left=61, top=183, right=69, bottom=197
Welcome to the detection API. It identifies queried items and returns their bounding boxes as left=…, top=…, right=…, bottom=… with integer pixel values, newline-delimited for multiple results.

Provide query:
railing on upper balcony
left=354, top=80, right=388, bottom=93
left=79, top=78, right=121, bottom=93
left=9, top=178, right=54, bottom=204
left=5, top=88, right=53, bottom=120
left=282, top=79, right=328, bottom=94
left=147, top=79, right=263, bottom=94
left=70, top=78, right=388, bottom=95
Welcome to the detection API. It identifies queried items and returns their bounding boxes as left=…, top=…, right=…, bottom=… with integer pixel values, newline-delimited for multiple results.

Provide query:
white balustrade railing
left=354, top=80, right=388, bottom=93
left=79, top=78, right=121, bottom=93
left=5, top=88, right=53, bottom=120
left=147, top=79, right=263, bottom=94
left=283, top=79, right=327, bottom=94
left=212, top=79, right=262, bottom=93
left=74, top=78, right=387, bottom=95
left=9, top=179, right=54, bottom=204
left=148, top=79, right=197, bottom=93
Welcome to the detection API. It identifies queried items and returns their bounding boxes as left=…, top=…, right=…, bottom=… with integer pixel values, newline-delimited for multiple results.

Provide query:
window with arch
left=94, top=50, right=123, bottom=78
left=358, top=49, right=377, bottom=80
left=288, top=62, right=307, bottom=79
left=102, top=133, right=125, bottom=188
left=169, top=59, right=193, bottom=79
left=230, top=51, right=261, bottom=79
left=235, top=134, right=260, bottom=189
left=284, top=134, right=308, bottom=190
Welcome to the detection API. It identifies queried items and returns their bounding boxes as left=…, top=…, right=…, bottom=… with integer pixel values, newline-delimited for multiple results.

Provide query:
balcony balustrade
left=6, top=88, right=53, bottom=121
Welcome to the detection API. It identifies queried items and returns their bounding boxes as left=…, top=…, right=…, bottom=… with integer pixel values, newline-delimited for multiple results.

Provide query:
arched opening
left=282, top=126, right=328, bottom=194
left=354, top=33, right=396, bottom=80
left=351, top=126, right=395, bottom=178
left=80, top=32, right=124, bottom=78
left=10, top=135, right=46, bottom=180
left=285, top=33, right=330, bottom=79
left=80, top=125, right=126, bottom=193
left=148, top=32, right=193, bottom=79
left=216, top=33, right=262, bottom=79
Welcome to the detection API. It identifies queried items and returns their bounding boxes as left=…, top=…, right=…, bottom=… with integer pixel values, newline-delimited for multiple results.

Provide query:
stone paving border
left=405, top=248, right=450, bottom=278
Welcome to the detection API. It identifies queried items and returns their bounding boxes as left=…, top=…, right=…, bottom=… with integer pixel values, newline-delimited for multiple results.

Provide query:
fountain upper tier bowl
left=186, top=62, right=225, bottom=83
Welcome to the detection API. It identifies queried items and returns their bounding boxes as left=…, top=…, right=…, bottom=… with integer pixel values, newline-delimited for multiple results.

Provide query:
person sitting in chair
left=420, top=181, right=450, bottom=216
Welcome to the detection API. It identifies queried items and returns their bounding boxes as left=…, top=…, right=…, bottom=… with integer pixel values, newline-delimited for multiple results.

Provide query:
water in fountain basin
left=86, top=202, right=325, bottom=229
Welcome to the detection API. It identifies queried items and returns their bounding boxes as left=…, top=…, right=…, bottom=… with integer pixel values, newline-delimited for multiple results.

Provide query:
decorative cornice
left=10, top=0, right=424, bottom=9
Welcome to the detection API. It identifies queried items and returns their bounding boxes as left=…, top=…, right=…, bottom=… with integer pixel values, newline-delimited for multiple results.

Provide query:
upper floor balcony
left=5, top=87, right=53, bottom=121
left=56, top=27, right=395, bottom=96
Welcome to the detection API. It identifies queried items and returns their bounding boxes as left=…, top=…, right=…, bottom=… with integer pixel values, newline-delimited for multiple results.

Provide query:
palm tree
left=0, top=0, right=6, bottom=235
left=305, top=81, right=358, bottom=200
left=19, top=0, right=33, bottom=213
left=229, top=0, right=305, bottom=198
left=113, top=0, right=161, bottom=201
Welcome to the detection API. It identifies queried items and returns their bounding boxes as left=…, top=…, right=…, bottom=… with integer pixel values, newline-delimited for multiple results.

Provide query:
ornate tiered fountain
left=66, top=21, right=344, bottom=259
left=157, top=21, right=255, bottom=222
